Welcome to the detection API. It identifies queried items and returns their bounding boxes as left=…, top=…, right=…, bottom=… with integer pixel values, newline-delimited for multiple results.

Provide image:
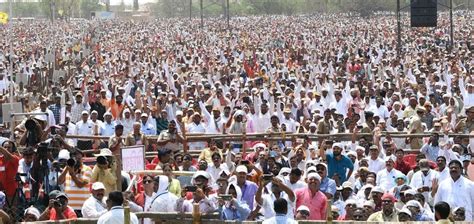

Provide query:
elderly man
left=295, top=172, right=327, bottom=220
left=367, top=193, right=398, bottom=221
left=81, top=182, right=108, bottom=218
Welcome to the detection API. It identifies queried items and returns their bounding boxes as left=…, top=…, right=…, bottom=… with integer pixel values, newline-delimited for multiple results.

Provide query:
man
left=48, top=95, right=63, bottom=125
left=175, top=185, right=216, bottom=213
left=149, top=175, right=178, bottom=212
left=58, top=150, right=92, bottom=216
left=393, top=148, right=411, bottom=175
left=317, top=109, right=333, bottom=134
left=295, top=172, right=327, bottom=220
left=455, top=105, right=474, bottom=134
left=320, top=142, right=354, bottom=184
left=434, top=201, right=452, bottom=224
left=376, top=156, right=403, bottom=191
left=70, top=92, right=90, bottom=123
left=97, top=191, right=139, bottom=224
left=316, top=163, right=337, bottom=199
left=295, top=205, right=310, bottom=220
left=434, top=160, right=474, bottom=221
left=109, top=124, right=125, bottom=190
left=125, top=122, right=149, bottom=148
left=410, top=159, right=439, bottom=202
left=420, top=133, right=441, bottom=162
left=235, top=165, right=258, bottom=209
left=256, top=176, right=296, bottom=219
left=367, top=145, right=385, bottom=174
left=408, top=107, right=425, bottom=149
left=285, top=168, right=307, bottom=191
left=39, top=192, right=77, bottom=221
left=81, top=182, right=108, bottom=218
left=453, top=207, right=466, bottom=221
left=198, top=139, right=223, bottom=164
left=206, top=152, right=233, bottom=184
left=156, top=120, right=183, bottom=153
left=262, top=198, right=297, bottom=224
left=34, top=100, right=56, bottom=128
left=91, top=149, right=117, bottom=194
left=406, top=200, right=433, bottom=221
left=397, top=207, right=412, bottom=222
left=75, top=111, right=95, bottom=150
left=186, top=112, right=206, bottom=150
left=436, top=156, right=450, bottom=182
left=367, top=193, right=398, bottom=221
left=140, top=113, right=156, bottom=135
left=100, top=112, right=116, bottom=138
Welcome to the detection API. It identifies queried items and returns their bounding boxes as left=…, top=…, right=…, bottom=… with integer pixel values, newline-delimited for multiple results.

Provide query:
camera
left=53, top=200, right=62, bottom=207
left=67, top=158, right=76, bottom=167
left=185, top=186, right=197, bottom=192
left=96, top=156, right=108, bottom=165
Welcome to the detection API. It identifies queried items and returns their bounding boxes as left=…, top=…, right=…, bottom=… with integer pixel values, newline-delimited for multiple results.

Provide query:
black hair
left=211, top=152, right=221, bottom=160
left=414, top=193, right=426, bottom=204
left=108, top=191, right=124, bottom=206
left=115, top=124, right=124, bottom=130
left=273, top=198, right=288, bottom=214
left=448, top=160, right=462, bottom=169
left=434, top=201, right=451, bottom=220
left=2, top=140, right=16, bottom=153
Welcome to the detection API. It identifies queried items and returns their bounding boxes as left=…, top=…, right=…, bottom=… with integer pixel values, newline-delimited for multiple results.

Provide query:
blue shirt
left=141, top=122, right=157, bottom=135
left=420, top=143, right=440, bottom=162
left=320, top=177, right=337, bottom=196
left=326, top=153, right=354, bottom=183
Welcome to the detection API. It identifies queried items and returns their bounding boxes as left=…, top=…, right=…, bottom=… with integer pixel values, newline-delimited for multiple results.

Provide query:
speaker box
left=411, top=0, right=438, bottom=27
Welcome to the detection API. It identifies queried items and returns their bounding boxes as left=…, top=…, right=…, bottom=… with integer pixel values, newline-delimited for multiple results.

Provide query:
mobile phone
left=241, top=160, right=249, bottom=165
left=219, top=194, right=233, bottom=201
left=263, top=174, right=273, bottom=181
left=185, top=186, right=197, bottom=192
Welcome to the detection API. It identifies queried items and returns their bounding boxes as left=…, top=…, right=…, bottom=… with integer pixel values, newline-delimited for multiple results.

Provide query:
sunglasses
left=183, top=157, right=192, bottom=161
left=281, top=172, right=289, bottom=176
left=346, top=204, right=356, bottom=208
left=143, top=180, right=153, bottom=184
left=382, top=200, right=393, bottom=204
left=299, top=211, right=310, bottom=217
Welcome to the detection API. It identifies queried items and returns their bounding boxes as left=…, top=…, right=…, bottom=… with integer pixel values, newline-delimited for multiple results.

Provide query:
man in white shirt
left=368, top=146, right=385, bottom=174
left=82, top=182, right=108, bottom=218
left=33, top=100, right=56, bottom=128
left=149, top=175, right=178, bottom=212
left=285, top=168, right=307, bottom=192
left=436, top=156, right=450, bottom=181
left=376, top=156, right=403, bottom=191
left=100, top=112, right=116, bottom=137
left=410, top=159, right=439, bottom=203
left=434, top=160, right=474, bottom=221
left=256, top=176, right=296, bottom=219
left=75, top=111, right=95, bottom=150
left=262, top=198, right=297, bottom=224
left=281, top=108, right=298, bottom=133
left=97, top=191, right=139, bottom=224
left=186, top=112, right=206, bottom=150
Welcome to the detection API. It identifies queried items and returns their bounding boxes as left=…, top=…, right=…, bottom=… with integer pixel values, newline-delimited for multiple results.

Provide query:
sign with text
left=121, top=145, right=145, bottom=172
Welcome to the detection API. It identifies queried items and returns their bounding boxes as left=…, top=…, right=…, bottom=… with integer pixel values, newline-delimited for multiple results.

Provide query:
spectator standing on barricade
left=97, top=191, right=139, bottom=224
left=57, top=150, right=92, bottom=217
left=81, top=182, right=107, bottom=218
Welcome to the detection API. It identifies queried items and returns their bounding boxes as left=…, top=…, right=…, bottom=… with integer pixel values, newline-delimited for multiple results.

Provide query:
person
left=57, top=150, right=92, bottom=217
left=75, top=110, right=95, bottom=150
left=175, top=184, right=216, bottom=213
left=367, top=193, right=398, bottom=221
left=406, top=199, right=433, bottom=221
left=97, top=191, right=139, bottom=224
left=453, top=207, right=465, bottom=221
left=161, top=163, right=182, bottom=197
left=434, top=201, right=452, bottom=224
left=420, top=133, right=441, bottom=162
left=397, top=207, right=412, bottom=222
left=434, top=160, right=474, bottom=221
left=316, top=162, right=337, bottom=199
left=319, top=142, right=354, bottom=184
left=262, top=198, right=297, bottom=224
left=376, top=156, right=403, bottom=192
left=0, top=141, right=20, bottom=201
left=125, top=122, right=149, bottom=148
left=295, top=205, right=310, bottom=220
left=255, top=176, right=296, bottom=219
left=149, top=175, right=178, bottom=212
left=81, top=182, right=108, bottom=218
left=235, top=165, right=258, bottom=209
left=285, top=168, right=307, bottom=191
left=295, top=172, right=327, bottom=220
left=217, top=182, right=251, bottom=221
left=23, top=206, right=41, bottom=222
left=108, top=124, right=125, bottom=190
left=156, top=120, right=183, bottom=153
left=39, top=192, right=77, bottom=221
left=91, top=148, right=117, bottom=195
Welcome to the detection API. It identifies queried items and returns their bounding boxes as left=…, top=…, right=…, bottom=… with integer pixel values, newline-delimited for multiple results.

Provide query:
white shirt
left=410, top=169, right=439, bottom=202
left=368, top=157, right=385, bottom=174
left=186, top=122, right=206, bottom=150
left=81, top=196, right=108, bottom=218
left=206, top=163, right=230, bottom=184
left=434, top=176, right=474, bottom=221
left=100, top=121, right=117, bottom=137
left=438, top=168, right=450, bottom=182
left=259, top=191, right=295, bottom=219
left=97, top=206, right=139, bottom=224
left=33, top=108, right=56, bottom=128
left=284, top=178, right=307, bottom=192
left=376, top=168, right=403, bottom=192
left=75, top=119, right=95, bottom=139
left=281, top=118, right=298, bottom=133
left=149, top=191, right=179, bottom=213
left=262, top=214, right=298, bottom=224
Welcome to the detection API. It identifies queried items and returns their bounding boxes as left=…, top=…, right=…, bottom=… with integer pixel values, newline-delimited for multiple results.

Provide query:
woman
left=218, top=183, right=251, bottom=221
left=177, top=154, right=197, bottom=187
left=162, top=163, right=181, bottom=197
left=391, top=173, right=408, bottom=200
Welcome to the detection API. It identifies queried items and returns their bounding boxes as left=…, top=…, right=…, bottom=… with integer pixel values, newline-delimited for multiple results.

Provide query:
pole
left=226, top=0, right=230, bottom=30
left=449, top=0, right=454, bottom=49
left=190, top=0, right=192, bottom=20
left=200, top=0, right=203, bottom=28
left=397, top=0, right=401, bottom=57
left=52, top=0, right=56, bottom=23
left=8, top=0, right=14, bottom=141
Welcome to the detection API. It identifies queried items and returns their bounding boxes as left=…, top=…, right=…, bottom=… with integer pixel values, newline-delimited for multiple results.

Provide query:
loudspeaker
left=411, top=0, right=438, bottom=27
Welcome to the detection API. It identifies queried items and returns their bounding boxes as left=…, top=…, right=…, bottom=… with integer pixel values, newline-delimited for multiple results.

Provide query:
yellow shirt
left=91, top=163, right=117, bottom=195
left=367, top=210, right=398, bottom=222
left=198, top=148, right=223, bottom=164
left=168, top=178, right=181, bottom=197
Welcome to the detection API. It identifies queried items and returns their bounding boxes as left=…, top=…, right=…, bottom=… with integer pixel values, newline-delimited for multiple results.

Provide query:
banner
left=121, top=145, right=145, bottom=172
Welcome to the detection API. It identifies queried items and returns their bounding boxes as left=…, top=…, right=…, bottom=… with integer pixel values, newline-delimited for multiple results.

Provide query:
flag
left=0, top=12, right=8, bottom=24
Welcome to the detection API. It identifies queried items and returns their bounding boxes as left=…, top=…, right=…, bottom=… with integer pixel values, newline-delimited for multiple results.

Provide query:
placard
left=121, top=145, right=145, bottom=172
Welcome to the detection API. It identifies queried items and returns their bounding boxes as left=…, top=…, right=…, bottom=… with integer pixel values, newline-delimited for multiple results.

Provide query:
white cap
left=399, top=207, right=412, bottom=217
left=94, top=148, right=113, bottom=157
left=404, top=189, right=417, bottom=196
left=193, top=170, right=211, bottom=180
left=104, top=111, right=112, bottom=116
left=176, top=110, right=183, bottom=116
left=81, top=110, right=89, bottom=115
left=371, top=186, right=385, bottom=194
left=24, top=206, right=41, bottom=219
left=406, top=200, right=422, bottom=209
left=92, top=182, right=105, bottom=190
left=236, top=165, right=248, bottom=173
left=58, top=149, right=70, bottom=160
left=306, top=172, right=321, bottom=181
left=297, top=205, right=310, bottom=212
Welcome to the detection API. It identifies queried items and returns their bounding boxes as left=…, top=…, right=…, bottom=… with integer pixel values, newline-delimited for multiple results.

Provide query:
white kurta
left=434, top=176, right=474, bottom=221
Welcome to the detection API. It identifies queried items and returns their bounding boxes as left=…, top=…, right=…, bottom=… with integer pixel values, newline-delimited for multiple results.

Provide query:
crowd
left=0, top=10, right=472, bottom=223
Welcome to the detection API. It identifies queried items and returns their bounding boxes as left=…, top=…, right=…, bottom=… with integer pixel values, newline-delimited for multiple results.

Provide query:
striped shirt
left=64, top=165, right=92, bottom=210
